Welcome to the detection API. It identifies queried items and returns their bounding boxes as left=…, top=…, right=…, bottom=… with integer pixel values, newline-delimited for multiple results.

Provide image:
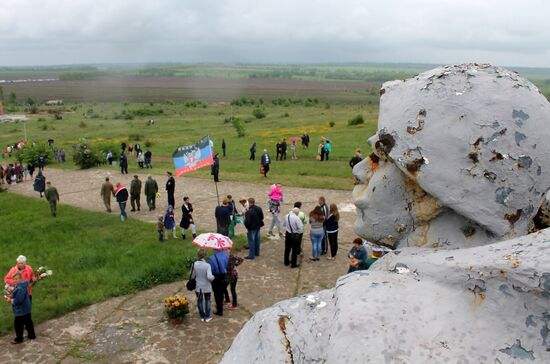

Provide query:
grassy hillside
left=0, top=192, right=245, bottom=335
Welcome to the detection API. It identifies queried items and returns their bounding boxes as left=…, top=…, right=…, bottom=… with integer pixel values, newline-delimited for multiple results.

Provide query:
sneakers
left=201, top=318, right=205, bottom=322
left=226, top=305, right=239, bottom=310
left=244, top=256, right=254, bottom=260
left=204, top=317, right=213, bottom=322
left=268, top=231, right=275, bottom=236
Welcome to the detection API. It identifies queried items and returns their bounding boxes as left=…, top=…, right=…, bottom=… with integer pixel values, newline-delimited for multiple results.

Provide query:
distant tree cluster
left=271, top=97, right=319, bottom=107
left=230, top=97, right=264, bottom=106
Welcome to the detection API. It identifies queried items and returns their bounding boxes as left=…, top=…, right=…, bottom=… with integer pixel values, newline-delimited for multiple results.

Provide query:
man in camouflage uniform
left=100, top=177, right=115, bottom=213
left=44, top=181, right=59, bottom=217
left=130, top=175, right=142, bottom=212
left=144, top=175, right=158, bottom=211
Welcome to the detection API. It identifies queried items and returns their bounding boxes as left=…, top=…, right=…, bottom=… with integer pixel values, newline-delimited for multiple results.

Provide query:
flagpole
left=215, top=180, right=220, bottom=206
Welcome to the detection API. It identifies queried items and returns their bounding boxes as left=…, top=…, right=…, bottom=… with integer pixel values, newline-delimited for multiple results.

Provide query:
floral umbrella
left=289, top=136, right=301, bottom=142
left=192, top=233, right=233, bottom=250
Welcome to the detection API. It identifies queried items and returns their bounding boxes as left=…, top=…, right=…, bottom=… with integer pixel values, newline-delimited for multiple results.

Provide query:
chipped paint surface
left=353, top=64, right=550, bottom=248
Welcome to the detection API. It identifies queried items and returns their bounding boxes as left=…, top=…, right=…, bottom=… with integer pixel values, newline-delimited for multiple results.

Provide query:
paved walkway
left=1, top=168, right=357, bottom=363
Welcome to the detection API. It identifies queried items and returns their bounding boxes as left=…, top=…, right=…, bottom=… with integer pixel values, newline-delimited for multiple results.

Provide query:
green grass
left=0, top=102, right=378, bottom=190
left=0, top=192, right=246, bottom=335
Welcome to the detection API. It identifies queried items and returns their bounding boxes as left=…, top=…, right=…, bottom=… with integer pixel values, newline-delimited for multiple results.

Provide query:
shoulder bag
left=186, top=262, right=196, bottom=291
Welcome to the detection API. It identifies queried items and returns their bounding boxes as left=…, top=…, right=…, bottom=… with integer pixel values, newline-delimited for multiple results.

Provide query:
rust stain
left=504, top=209, right=523, bottom=225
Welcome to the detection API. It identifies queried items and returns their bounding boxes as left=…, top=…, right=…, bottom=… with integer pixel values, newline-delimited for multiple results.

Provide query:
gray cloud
left=0, top=0, right=549, bottom=67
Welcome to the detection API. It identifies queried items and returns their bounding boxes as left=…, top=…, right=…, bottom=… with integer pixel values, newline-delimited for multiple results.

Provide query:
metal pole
left=214, top=180, right=220, bottom=206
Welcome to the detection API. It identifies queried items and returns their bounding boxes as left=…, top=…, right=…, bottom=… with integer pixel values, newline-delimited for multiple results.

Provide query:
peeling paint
left=505, top=209, right=523, bottom=225
left=499, top=340, right=535, bottom=360
left=515, top=132, right=527, bottom=147
left=483, top=170, right=497, bottom=182
left=406, top=109, right=426, bottom=134
left=485, top=128, right=507, bottom=144
left=495, top=187, right=513, bottom=205
left=513, top=109, right=530, bottom=127
left=517, top=155, right=532, bottom=169
left=526, top=315, right=537, bottom=328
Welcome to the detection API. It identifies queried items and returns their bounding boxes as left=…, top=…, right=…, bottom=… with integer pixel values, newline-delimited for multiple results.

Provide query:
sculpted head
left=353, top=64, right=550, bottom=249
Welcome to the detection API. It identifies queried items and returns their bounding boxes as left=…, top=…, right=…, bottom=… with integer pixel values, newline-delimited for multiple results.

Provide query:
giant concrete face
left=353, top=64, right=550, bottom=249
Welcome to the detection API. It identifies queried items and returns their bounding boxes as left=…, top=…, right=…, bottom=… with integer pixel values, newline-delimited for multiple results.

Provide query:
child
left=268, top=184, right=283, bottom=237
left=157, top=216, right=165, bottom=241
left=11, top=272, right=36, bottom=344
left=225, top=251, right=244, bottom=310
left=164, top=205, right=177, bottom=239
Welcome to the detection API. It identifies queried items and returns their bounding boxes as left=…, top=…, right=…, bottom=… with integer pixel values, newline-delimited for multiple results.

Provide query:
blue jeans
left=247, top=228, right=261, bottom=257
left=118, top=201, right=127, bottom=220
left=196, top=291, right=212, bottom=319
left=310, top=230, right=324, bottom=258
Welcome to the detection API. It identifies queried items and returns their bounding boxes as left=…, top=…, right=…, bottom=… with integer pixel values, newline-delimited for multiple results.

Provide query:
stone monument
left=221, top=65, right=550, bottom=363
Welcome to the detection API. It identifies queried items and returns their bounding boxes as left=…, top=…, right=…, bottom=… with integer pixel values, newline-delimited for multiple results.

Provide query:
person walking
left=144, top=150, right=152, bottom=168
left=318, top=196, right=330, bottom=255
left=324, top=203, right=340, bottom=260
left=215, top=198, right=232, bottom=237
left=166, top=171, right=175, bottom=208
left=318, top=140, right=326, bottom=161
left=281, top=138, right=287, bottom=160
left=33, top=170, right=46, bottom=198
left=114, top=182, right=129, bottom=221
left=260, top=149, right=271, bottom=177
left=211, top=153, right=220, bottom=182
left=191, top=249, right=215, bottom=322
left=100, top=177, right=115, bottom=212
left=107, top=150, right=113, bottom=165
left=324, top=140, right=332, bottom=160
left=221, top=139, right=226, bottom=157
left=120, top=152, right=128, bottom=174
left=309, top=206, right=325, bottom=261
left=164, top=205, right=177, bottom=239
left=179, top=196, right=197, bottom=239
left=290, top=140, right=297, bottom=159
left=10, top=272, right=36, bottom=344
left=44, top=181, right=59, bottom=217
left=144, top=175, right=158, bottom=211
left=276, top=139, right=283, bottom=161
left=293, top=201, right=308, bottom=256
left=249, top=142, right=256, bottom=161
left=209, top=248, right=229, bottom=316
left=130, top=175, right=142, bottom=212
left=244, top=197, right=264, bottom=259
left=284, top=208, right=304, bottom=268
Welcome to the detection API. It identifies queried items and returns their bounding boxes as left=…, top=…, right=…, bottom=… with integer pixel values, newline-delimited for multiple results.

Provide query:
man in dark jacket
left=244, top=197, right=264, bottom=259
left=144, top=150, right=152, bottom=168
left=10, top=273, right=36, bottom=344
left=276, top=140, right=283, bottom=160
left=260, top=149, right=271, bottom=177
left=115, top=183, right=129, bottom=221
left=144, top=175, right=158, bottom=211
left=281, top=138, right=287, bottom=160
left=349, top=149, right=363, bottom=169
left=33, top=170, right=46, bottom=198
left=211, top=154, right=220, bottom=182
left=130, top=175, right=142, bottom=212
left=215, top=198, right=232, bottom=237
left=166, top=171, right=175, bottom=208
left=249, top=142, right=256, bottom=160
left=120, top=152, right=128, bottom=174
left=179, top=196, right=196, bottom=239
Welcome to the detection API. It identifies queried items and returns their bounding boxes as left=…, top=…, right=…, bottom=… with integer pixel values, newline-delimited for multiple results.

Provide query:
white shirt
left=284, top=213, right=304, bottom=234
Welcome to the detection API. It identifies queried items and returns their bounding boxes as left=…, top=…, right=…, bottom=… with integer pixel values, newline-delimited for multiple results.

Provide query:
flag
left=172, top=136, right=214, bottom=177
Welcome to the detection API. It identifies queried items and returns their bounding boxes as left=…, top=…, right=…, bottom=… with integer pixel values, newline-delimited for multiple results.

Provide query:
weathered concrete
left=354, top=64, right=550, bottom=248
left=222, top=229, right=550, bottom=363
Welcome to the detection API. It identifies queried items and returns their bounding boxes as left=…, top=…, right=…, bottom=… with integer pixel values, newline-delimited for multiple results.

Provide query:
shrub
left=283, top=112, right=290, bottom=117
left=232, top=118, right=246, bottom=137
left=79, top=121, right=87, bottom=128
left=72, top=139, right=103, bottom=169
left=41, top=124, right=48, bottom=131
left=144, top=141, right=152, bottom=148
left=252, top=108, right=266, bottom=119
left=37, top=118, right=46, bottom=122
left=329, top=121, right=335, bottom=127
left=15, top=143, right=55, bottom=165
left=348, top=114, right=364, bottom=126
left=165, top=99, right=175, bottom=105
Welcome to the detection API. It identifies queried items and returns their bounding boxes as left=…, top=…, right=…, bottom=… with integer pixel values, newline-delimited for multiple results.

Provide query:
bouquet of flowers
left=163, top=294, right=190, bottom=321
left=36, top=266, right=53, bottom=280
left=3, top=284, right=14, bottom=303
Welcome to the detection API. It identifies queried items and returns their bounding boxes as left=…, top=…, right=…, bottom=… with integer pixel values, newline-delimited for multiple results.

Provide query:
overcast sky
left=1, top=0, right=548, bottom=67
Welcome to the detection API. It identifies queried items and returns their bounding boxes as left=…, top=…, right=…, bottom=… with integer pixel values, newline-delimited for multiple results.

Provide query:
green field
left=0, top=192, right=246, bottom=335
left=1, top=101, right=378, bottom=190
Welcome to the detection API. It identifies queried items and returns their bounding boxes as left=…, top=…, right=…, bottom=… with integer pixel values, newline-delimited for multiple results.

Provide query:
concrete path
left=1, top=168, right=357, bottom=363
